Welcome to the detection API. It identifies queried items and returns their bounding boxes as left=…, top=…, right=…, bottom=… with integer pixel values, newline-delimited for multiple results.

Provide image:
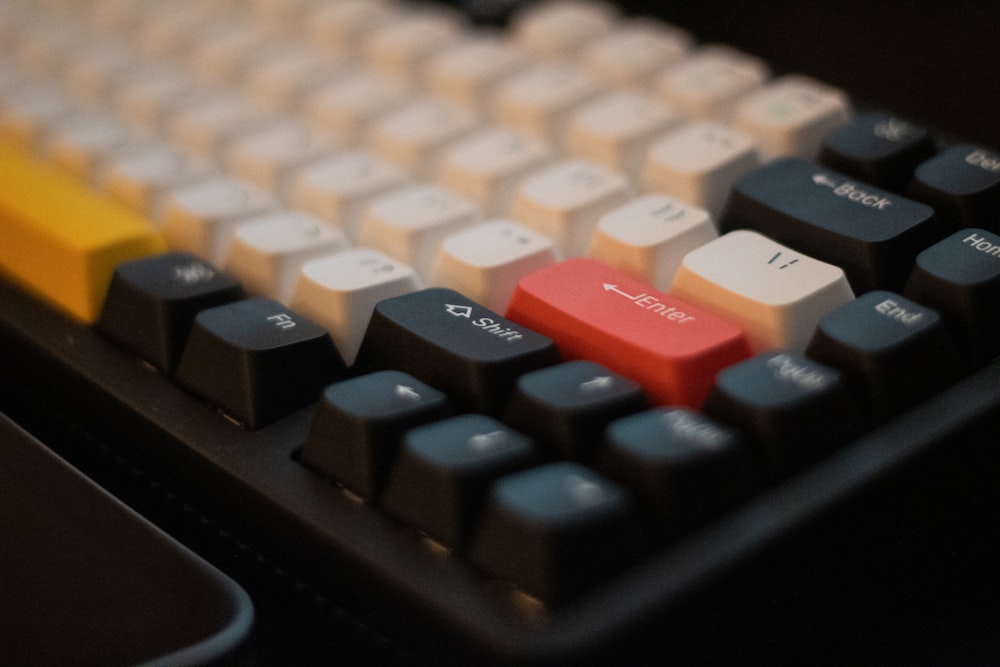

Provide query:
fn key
left=175, top=298, right=346, bottom=428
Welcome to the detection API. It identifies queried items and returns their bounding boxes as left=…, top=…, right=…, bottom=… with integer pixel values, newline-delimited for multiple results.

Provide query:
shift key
left=506, top=258, right=751, bottom=407
left=719, top=157, right=941, bottom=293
left=354, top=288, right=560, bottom=416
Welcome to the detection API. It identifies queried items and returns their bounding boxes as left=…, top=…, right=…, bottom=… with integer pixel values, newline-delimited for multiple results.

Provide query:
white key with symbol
left=641, top=120, right=759, bottom=219
left=565, top=91, right=684, bottom=177
left=511, top=159, right=630, bottom=257
left=655, top=45, right=769, bottom=120
left=437, top=127, right=554, bottom=215
left=731, top=74, right=851, bottom=160
left=289, top=150, right=409, bottom=241
left=290, top=248, right=422, bottom=364
left=587, top=194, right=716, bottom=290
left=358, top=184, right=481, bottom=279
left=160, top=176, right=279, bottom=263
left=224, top=211, right=350, bottom=302
left=428, top=220, right=557, bottom=313
left=226, top=121, right=341, bottom=195
left=670, top=229, right=854, bottom=352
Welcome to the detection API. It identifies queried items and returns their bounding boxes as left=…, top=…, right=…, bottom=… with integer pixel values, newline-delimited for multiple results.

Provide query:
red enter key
left=507, top=258, right=751, bottom=407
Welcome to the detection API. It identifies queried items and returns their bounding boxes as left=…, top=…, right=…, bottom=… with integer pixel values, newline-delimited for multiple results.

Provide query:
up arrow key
left=395, top=384, right=422, bottom=402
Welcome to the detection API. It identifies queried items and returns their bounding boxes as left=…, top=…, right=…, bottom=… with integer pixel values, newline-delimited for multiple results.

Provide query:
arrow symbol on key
left=395, top=385, right=422, bottom=402
left=812, top=174, right=838, bottom=188
left=445, top=304, right=472, bottom=318
left=602, top=283, right=641, bottom=300
left=580, top=376, right=613, bottom=392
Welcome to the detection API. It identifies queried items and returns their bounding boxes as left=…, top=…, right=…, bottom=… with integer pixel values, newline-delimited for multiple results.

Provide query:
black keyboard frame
left=4, top=272, right=1000, bottom=664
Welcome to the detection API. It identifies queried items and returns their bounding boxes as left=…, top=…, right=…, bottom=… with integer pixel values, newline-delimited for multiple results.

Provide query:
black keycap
left=468, top=462, right=644, bottom=605
left=908, top=144, right=1000, bottom=232
left=381, top=414, right=537, bottom=548
left=719, top=157, right=941, bottom=292
left=504, top=361, right=647, bottom=461
left=805, top=291, right=964, bottom=423
left=96, top=252, right=243, bottom=374
left=354, top=288, right=560, bottom=416
left=818, top=112, right=935, bottom=192
left=300, top=371, right=452, bottom=500
left=703, top=352, right=863, bottom=479
left=174, top=298, right=345, bottom=429
left=598, top=408, right=757, bottom=528
left=904, top=228, right=1000, bottom=365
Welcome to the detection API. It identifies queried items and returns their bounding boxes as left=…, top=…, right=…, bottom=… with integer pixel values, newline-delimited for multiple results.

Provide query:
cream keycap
left=224, top=211, right=349, bottom=302
left=361, top=9, right=465, bottom=80
left=161, top=176, right=279, bottom=264
left=670, top=230, right=854, bottom=352
left=583, top=20, right=692, bottom=87
left=730, top=75, right=851, bottom=160
left=226, top=121, right=341, bottom=195
left=512, top=1, right=617, bottom=56
left=511, top=159, right=630, bottom=257
left=289, top=150, right=409, bottom=241
left=428, top=219, right=558, bottom=313
left=425, top=37, right=530, bottom=109
left=642, top=121, right=759, bottom=219
left=438, top=127, right=554, bottom=215
left=656, top=45, right=769, bottom=120
left=0, top=141, right=165, bottom=322
left=290, top=248, right=422, bottom=364
left=101, top=143, right=218, bottom=219
left=359, top=184, right=481, bottom=278
left=565, top=91, right=683, bottom=177
left=494, top=63, right=604, bottom=141
left=306, top=72, right=412, bottom=140
left=587, top=194, right=716, bottom=291
left=368, top=98, right=481, bottom=175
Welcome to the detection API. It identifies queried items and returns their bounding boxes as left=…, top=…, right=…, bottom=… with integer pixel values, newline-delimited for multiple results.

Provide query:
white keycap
left=425, top=37, right=530, bottom=109
left=305, top=0, right=404, bottom=53
left=226, top=121, right=341, bottom=196
left=62, top=41, right=140, bottom=103
left=101, top=144, right=218, bottom=219
left=582, top=20, right=692, bottom=87
left=656, top=45, right=769, bottom=120
left=642, top=121, right=759, bottom=219
left=113, top=65, right=207, bottom=130
left=189, top=23, right=280, bottom=84
left=169, top=94, right=278, bottom=159
left=361, top=10, right=465, bottom=80
left=513, top=1, right=617, bottom=56
left=225, top=211, right=350, bottom=302
left=438, top=127, right=554, bottom=215
left=587, top=194, right=717, bottom=291
left=670, top=230, right=855, bottom=352
left=565, top=91, right=684, bottom=176
left=135, top=4, right=221, bottom=58
left=13, top=17, right=86, bottom=76
left=494, top=63, right=604, bottom=141
left=511, top=160, right=630, bottom=257
left=306, top=73, right=412, bottom=140
left=289, top=151, right=409, bottom=240
left=358, top=184, right=481, bottom=278
left=290, top=248, right=422, bottom=364
left=0, top=82, right=76, bottom=150
left=730, top=75, right=851, bottom=160
left=160, top=176, right=279, bottom=263
left=44, top=111, right=156, bottom=183
left=368, top=98, right=481, bottom=174
left=429, top=220, right=558, bottom=313
left=246, top=48, right=350, bottom=111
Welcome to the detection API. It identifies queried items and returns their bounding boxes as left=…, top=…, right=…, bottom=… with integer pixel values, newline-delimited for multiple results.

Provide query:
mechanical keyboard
left=3, top=1, right=1000, bottom=664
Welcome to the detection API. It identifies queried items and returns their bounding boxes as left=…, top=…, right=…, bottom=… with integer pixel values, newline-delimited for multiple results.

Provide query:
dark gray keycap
left=908, top=144, right=1000, bottom=232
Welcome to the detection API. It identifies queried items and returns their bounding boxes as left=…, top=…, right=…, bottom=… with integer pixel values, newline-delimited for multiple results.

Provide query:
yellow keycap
left=0, top=141, right=166, bottom=322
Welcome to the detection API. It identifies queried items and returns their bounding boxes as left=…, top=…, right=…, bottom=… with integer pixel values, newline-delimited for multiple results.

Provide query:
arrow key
left=382, top=414, right=538, bottom=548
left=300, top=370, right=452, bottom=500
left=504, top=360, right=647, bottom=460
